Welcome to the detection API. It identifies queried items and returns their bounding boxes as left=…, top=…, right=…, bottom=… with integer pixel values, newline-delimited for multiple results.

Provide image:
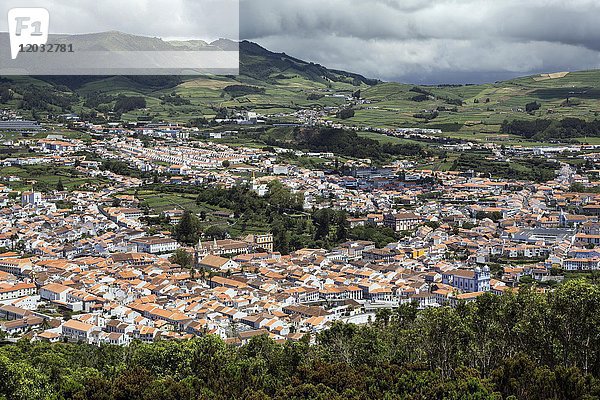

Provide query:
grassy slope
left=116, top=69, right=595, bottom=125
left=349, top=70, right=600, bottom=132
left=68, top=68, right=600, bottom=147
left=19, top=40, right=370, bottom=122
left=3, top=39, right=600, bottom=138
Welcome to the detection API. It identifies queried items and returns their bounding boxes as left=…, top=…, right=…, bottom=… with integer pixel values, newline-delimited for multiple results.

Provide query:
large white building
left=132, top=236, right=179, bottom=254
left=62, top=319, right=99, bottom=343
left=0, top=283, right=36, bottom=301
left=21, top=191, right=42, bottom=206
left=40, top=283, right=72, bottom=302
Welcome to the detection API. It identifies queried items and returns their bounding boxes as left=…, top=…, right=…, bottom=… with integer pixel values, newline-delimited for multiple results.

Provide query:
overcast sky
left=240, top=0, right=600, bottom=84
left=2, top=0, right=599, bottom=84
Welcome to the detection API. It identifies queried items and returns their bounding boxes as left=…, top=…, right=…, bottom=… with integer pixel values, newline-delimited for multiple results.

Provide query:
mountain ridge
left=1, top=33, right=600, bottom=137
left=0, top=31, right=376, bottom=90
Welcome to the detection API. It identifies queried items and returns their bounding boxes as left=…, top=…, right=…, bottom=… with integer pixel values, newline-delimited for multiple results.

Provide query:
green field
left=134, top=189, right=271, bottom=237
left=335, top=70, right=600, bottom=136
left=4, top=41, right=600, bottom=145
left=0, top=165, right=109, bottom=192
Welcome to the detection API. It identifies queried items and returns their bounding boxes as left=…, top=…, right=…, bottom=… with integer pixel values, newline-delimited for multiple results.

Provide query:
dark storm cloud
left=239, top=0, right=600, bottom=83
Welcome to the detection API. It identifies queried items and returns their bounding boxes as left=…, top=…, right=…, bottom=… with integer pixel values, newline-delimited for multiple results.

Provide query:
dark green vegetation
left=347, top=225, right=401, bottom=248
left=223, top=85, right=266, bottom=98
left=169, top=248, right=194, bottom=269
left=265, top=127, right=427, bottom=161
left=501, top=118, right=600, bottom=141
left=452, top=151, right=559, bottom=182
left=570, top=182, right=600, bottom=194
left=141, top=183, right=404, bottom=254
left=336, top=107, right=355, bottom=119
left=195, top=182, right=412, bottom=252
left=173, top=210, right=204, bottom=245
left=194, top=182, right=343, bottom=253
left=2, top=281, right=600, bottom=399
left=113, top=96, right=147, bottom=114
left=295, top=127, right=426, bottom=159
left=100, top=159, right=144, bottom=178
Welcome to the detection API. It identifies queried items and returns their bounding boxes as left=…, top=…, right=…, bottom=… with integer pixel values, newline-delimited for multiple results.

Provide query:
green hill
left=238, top=40, right=378, bottom=86
left=2, top=33, right=600, bottom=140
left=0, top=34, right=377, bottom=121
left=352, top=70, right=600, bottom=135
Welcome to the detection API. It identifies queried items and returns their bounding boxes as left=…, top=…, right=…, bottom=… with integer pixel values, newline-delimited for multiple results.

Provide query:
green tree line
left=452, top=153, right=558, bottom=182
left=2, top=281, right=600, bottom=399
left=501, top=118, right=600, bottom=141
left=265, top=127, right=426, bottom=161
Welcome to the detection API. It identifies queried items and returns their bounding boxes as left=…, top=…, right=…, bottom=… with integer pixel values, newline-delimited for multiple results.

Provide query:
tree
left=375, top=308, right=392, bottom=327
left=312, top=209, right=335, bottom=242
left=56, top=179, right=65, bottom=192
left=174, top=210, right=201, bottom=245
left=335, top=212, right=349, bottom=242
left=393, top=302, right=419, bottom=327
left=169, top=248, right=193, bottom=269
left=336, top=108, right=355, bottom=120
left=271, top=217, right=290, bottom=255
left=0, top=354, right=53, bottom=400
left=113, top=96, right=146, bottom=113
left=476, top=211, right=503, bottom=222
left=203, top=225, right=227, bottom=240
left=417, top=307, right=469, bottom=379
left=525, top=101, right=541, bottom=113
left=111, top=367, right=152, bottom=400
left=550, top=280, right=600, bottom=374
left=519, top=275, right=534, bottom=285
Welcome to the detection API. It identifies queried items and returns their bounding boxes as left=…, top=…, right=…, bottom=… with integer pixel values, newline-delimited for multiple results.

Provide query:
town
left=3, top=2, right=600, bottom=397
left=0, top=110, right=599, bottom=347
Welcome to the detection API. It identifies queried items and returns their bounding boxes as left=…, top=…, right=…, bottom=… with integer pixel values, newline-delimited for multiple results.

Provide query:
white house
left=40, top=283, right=72, bottom=302
left=198, top=254, right=239, bottom=271
left=0, top=283, right=36, bottom=301
left=21, top=192, right=42, bottom=206
left=62, top=319, right=100, bottom=343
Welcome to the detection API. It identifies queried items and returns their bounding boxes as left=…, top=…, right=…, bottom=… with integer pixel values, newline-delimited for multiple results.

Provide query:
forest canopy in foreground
left=2, top=280, right=600, bottom=400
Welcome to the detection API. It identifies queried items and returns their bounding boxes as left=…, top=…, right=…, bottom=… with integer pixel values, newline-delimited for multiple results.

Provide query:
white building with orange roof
left=0, top=282, right=36, bottom=301
left=62, top=319, right=100, bottom=343
left=35, top=330, right=61, bottom=343
left=0, top=257, right=33, bottom=276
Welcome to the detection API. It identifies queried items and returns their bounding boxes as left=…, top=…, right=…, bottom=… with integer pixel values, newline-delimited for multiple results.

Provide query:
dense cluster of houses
left=1, top=130, right=600, bottom=346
